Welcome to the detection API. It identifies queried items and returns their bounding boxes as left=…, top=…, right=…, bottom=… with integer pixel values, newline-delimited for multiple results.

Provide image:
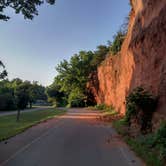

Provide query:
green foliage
left=108, top=18, right=129, bottom=55
left=113, top=118, right=128, bottom=135
left=154, top=122, right=166, bottom=160
left=0, top=0, right=55, bottom=21
left=109, top=30, right=126, bottom=55
left=91, top=45, right=109, bottom=67
left=52, top=45, right=109, bottom=107
left=46, top=84, right=67, bottom=107
left=94, top=104, right=115, bottom=112
left=15, top=83, right=30, bottom=110
left=0, top=79, right=47, bottom=110
left=95, top=104, right=107, bottom=110
left=126, top=137, right=163, bottom=166
left=0, top=61, right=7, bottom=79
left=129, top=122, right=166, bottom=165
left=0, top=93, right=16, bottom=110
left=68, top=88, right=85, bottom=107
left=125, top=87, right=157, bottom=133
left=113, top=119, right=166, bottom=166
left=0, top=80, right=16, bottom=110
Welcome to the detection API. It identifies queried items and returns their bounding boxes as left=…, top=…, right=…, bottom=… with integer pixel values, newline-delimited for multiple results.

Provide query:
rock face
left=89, top=0, right=166, bottom=118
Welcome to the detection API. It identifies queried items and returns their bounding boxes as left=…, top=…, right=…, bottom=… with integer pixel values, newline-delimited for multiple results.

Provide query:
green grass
left=126, top=138, right=163, bottom=166
left=88, top=104, right=116, bottom=113
left=0, top=109, right=66, bottom=141
left=102, top=110, right=118, bottom=116
left=113, top=119, right=165, bottom=166
left=113, top=118, right=127, bottom=135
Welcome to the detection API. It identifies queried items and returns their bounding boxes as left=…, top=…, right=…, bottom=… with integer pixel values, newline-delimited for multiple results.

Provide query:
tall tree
left=48, top=45, right=110, bottom=107
left=15, top=83, right=30, bottom=121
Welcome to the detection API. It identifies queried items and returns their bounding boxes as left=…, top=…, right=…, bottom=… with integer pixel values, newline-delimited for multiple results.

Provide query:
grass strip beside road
left=113, top=119, right=164, bottom=166
left=0, top=109, right=66, bottom=141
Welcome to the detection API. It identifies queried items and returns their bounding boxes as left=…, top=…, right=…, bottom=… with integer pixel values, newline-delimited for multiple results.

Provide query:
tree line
left=47, top=45, right=110, bottom=107
left=0, top=78, right=47, bottom=111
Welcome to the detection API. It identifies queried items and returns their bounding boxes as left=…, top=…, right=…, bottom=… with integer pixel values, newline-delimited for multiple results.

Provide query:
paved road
left=0, top=106, right=53, bottom=117
left=0, top=108, right=144, bottom=166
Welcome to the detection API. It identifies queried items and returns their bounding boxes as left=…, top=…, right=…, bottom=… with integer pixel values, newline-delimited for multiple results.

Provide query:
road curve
left=0, top=108, right=144, bottom=166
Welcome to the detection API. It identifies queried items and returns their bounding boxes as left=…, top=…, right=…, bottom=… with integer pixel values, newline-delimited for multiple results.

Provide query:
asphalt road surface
left=0, top=108, right=144, bottom=166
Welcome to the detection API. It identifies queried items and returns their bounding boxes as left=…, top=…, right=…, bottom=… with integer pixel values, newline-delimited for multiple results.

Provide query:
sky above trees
left=0, top=0, right=130, bottom=86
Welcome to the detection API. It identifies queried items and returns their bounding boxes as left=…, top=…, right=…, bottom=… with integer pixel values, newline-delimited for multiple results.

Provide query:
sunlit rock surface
left=88, top=0, right=166, bottom=123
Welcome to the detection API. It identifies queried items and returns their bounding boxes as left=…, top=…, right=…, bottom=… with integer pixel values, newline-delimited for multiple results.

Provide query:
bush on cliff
left=125, top=87, right=157, bottom=134
left=109, top=30, right=126, bottom=55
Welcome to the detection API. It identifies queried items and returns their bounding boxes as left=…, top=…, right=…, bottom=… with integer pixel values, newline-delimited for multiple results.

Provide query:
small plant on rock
left=95, top=104, right=107, bottom=110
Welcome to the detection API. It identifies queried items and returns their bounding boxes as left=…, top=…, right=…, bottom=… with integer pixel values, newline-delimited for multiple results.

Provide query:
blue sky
left=0, top=0, right=130, bottom=86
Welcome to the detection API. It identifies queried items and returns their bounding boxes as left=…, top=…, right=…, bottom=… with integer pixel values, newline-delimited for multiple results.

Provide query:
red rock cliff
left=89, top=0, right=166, bottom=118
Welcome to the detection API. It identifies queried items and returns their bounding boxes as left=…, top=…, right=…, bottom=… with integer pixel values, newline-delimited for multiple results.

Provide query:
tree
left=54, top=49, right=104, bottom=107
left=15, top=83, right=29, bottom=121
left=28, top=82, right=47, bottom=108
left=11, top=78, right=23, bottom=86
left=0, top=61, right=7, bottom=79
left=0, top=0, right=56, bottom=21
left=46, top=84, right=67, bottom=107
left=0, top=80, right=16, bottom=110
left=68, top=88, right=85, bottom=107
left=91, top=45, right=109, bottom=67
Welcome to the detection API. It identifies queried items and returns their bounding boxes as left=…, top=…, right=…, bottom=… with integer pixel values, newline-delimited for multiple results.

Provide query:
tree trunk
left=30, top=102, right=32, bottom=109
left=16, top=109, right=21, bottom=122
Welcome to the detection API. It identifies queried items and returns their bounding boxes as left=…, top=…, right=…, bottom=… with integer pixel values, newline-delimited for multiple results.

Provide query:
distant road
left=0, top=108, right=144, bottom=166
left=0, top=106, right=53, bottom=117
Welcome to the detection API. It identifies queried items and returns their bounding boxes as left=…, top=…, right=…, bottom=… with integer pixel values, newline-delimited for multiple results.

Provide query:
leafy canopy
left=47, top=45, right=110, bottom=107
left=109, top=30, right=126, bottom=55
left=0, top=0, right=55, bottom=21
left=0, top=78, right=47, bottom=110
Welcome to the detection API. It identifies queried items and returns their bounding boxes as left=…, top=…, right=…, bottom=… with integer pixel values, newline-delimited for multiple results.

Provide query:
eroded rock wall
left=89, top=0, right=166, bottom=117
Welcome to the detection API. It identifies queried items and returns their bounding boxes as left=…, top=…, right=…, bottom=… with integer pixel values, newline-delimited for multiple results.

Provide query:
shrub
left=137, top=122, right=166, bottom=164
left=154, top=122, right=166, bottom=160
left=0, top=93, right=16, bottom=110
left=125, top=87, right=157, bottom=133
left=109, top=30, right=126, bottom=55
left=113, top=119, right=166, bottom=166
left=95, top=104, right=107, bottom=110
left=68, top=88, right=85, bottom=107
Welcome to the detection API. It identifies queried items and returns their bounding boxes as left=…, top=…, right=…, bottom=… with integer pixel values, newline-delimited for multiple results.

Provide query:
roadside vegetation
left=89, top=104, right=123, bottom=121
left=0, top=109, right=66, bottom=141
left=0, top=62, right=66, bottom=141
left=96, top=87, right=165, bottom=166
left=113, top=120, right=166, bottom=166
left=0, top=79, right=47, bottom=111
